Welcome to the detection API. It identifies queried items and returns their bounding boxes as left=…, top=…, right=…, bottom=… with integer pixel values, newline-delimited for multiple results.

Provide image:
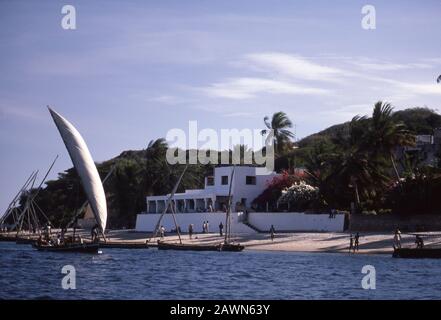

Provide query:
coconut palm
left=319, top=116, right=390, bottom=209
left=261, top=111, right=294, bottom=154
left=363, top=101, right=415, bottom=180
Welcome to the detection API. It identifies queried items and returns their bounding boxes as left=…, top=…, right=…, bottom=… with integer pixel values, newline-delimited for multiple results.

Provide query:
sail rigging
left=48, top=107, right=107, bottom=233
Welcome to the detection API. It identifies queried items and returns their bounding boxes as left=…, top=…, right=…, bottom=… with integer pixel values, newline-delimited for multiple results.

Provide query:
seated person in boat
left=415, top=235, right=424, bottom=249
left=91, top=224, right=100, bottom=242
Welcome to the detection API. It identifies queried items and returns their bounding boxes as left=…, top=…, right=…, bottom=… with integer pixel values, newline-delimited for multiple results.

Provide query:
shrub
left=277, top=181, right=319, bottom=211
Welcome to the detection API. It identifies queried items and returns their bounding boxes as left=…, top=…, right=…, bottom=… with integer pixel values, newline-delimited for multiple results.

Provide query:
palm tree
left=322, top=116, right=390, bottom=209
left=364, top=101, right=415, bottom=180
left=144, top=139, right=167, bottom=188
left=261, top=111, right=294, bottom=155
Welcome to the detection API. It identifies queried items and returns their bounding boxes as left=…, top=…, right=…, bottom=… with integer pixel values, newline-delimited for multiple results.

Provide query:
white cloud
left=396, top=82, right=441, bottom=95
left=348, top=57, right=432, bottom=71
left=199, top=77, right=331, bottom=99
left=245, top=52, right=345, bottom=82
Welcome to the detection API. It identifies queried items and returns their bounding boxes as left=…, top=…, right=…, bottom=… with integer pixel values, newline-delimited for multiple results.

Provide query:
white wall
left=214, top=166, right=277, bottom=208
left=247, top=212, right=345, bottom=232
left=135, top=212, right=256, bottom=234
left=135, top=211, right=345, bottom=233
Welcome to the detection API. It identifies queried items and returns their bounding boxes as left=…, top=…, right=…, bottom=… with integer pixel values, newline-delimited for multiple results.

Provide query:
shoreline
left=3, top=229, right=440, bottom=256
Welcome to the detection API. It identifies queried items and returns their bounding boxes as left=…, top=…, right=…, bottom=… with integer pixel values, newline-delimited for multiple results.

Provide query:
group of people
left=328, top=209, right=338, bottom=219
left=158, top=221, right=228, bottom=239
left=37, top=227, right=84, bottom=246
left=349, top=232, right=360, bottom=253
left=202, top=221, right=210, bottom=233
left=393, top=228, right=425, bottom=249
left=352, top=228, right=427, bottom=252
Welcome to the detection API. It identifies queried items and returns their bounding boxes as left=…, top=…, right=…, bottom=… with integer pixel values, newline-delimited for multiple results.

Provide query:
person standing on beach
left=219, top=222, right=223, bottom=237
left=393, top=228, right=402, bottom=249
left=354, top=232, right=360, bottom=252
left=270, top=225, right=276, bottom=241
left=349, top=234, right=354, bottom=253
left=188, top=224, right=194, bottom=239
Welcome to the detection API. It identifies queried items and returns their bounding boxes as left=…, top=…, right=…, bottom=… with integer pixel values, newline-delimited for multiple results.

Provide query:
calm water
left=1, top=242, right=441, bottom=299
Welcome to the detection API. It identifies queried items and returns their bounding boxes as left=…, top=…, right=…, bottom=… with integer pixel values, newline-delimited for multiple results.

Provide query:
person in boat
left=202, top=221, right=207, bottom=233
left=415, top=235, right=424, bottom=249
left=349, top=234, right=354, bottom=253
left=219, top=222, right=224, bottom=237
left=354, top=232, right=360, bottom=252
left=206, top=221, right=210, bottom=233
left=37, top=234, right=47, bottom=246
left=393, top=228, right=402, bottom=249
left=91, top=224, right=99, bottom=243
left=159, top=225, right=165, bottom=239
left=270, top=225, right=276, bottom=241
left=188, top=224, right=194, bottom=239
left=56, top=233, right=61, bottom=246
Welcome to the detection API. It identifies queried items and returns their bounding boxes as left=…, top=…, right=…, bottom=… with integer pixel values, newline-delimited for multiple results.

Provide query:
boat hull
left=157, top=241, right=245, bottom=252
left=219, top=243, right=245, bottom=252
left=16, top=238, right=37, bottom=245
left=99, top=242, right=149, bottom=249
left=157, top=242, right=221, bottom=251
left=32, top=242, right=99, bottom=253
left=393, top=248, right=441, bottom=259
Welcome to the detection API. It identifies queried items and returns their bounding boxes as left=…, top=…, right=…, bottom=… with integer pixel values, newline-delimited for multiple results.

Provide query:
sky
left=0, top=0, right=440, bottom=214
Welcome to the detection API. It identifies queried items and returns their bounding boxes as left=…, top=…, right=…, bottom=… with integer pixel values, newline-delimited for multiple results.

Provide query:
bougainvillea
left=277, top=181, right=319, bottom=211
left=251, top=170, right=302, bottom=210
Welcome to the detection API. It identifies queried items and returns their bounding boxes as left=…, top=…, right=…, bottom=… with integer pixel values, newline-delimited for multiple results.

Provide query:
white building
left=135, top=166, right=346, bottom=233
left=145, top=166, right=277, bottom=214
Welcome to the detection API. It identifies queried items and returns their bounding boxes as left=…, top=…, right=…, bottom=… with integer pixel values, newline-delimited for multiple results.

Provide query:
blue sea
left=1, top=242, right=441, bottom=299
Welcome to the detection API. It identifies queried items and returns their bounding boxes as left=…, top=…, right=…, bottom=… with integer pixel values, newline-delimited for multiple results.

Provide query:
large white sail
left=48, top=108, right=107, bottom=232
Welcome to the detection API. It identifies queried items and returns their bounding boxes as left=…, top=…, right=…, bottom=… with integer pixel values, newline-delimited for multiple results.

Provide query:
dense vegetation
left=6, top=103, right=441, bottom=228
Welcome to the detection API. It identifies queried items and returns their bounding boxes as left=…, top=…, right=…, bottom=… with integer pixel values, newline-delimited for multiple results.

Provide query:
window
left=246, top=176, right=256, bottom=185
left=221, top=176, right=228, bottom=185
left=206, top=176, right=214, bottom=186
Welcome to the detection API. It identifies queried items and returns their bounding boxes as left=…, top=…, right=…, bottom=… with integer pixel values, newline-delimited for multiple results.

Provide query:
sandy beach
left=96, top=229, right=441, bottom=255
left=5, top=229, right=441, bottom=255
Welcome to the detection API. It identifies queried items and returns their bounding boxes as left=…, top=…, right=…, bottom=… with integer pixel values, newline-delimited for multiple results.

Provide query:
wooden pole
left=224, top=166, right=235, bottom=244
left=150, top=165, right=188, bottom=242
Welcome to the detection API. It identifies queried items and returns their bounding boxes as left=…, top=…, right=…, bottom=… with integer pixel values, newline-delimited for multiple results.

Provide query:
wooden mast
left=150, top=165, right=188, bottom=243
left=224, top=166, right=235, bottom=245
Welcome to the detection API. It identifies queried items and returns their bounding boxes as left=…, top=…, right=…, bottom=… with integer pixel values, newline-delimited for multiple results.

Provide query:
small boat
left=157, top=241, right=221, bottom=251
left=99, top=241, right=149, bottom=249
left=16, top=237, right=37, bottom=245
left=157, top=241, right=245, bottom=252
left=219, top=243, right=245, bottom=252
left=32, top=242, right=99, bottom=253
left=393, top=247, right=441, bottom=259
